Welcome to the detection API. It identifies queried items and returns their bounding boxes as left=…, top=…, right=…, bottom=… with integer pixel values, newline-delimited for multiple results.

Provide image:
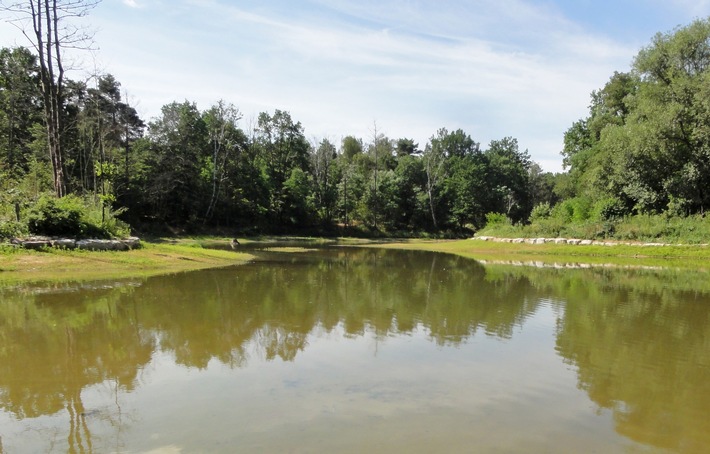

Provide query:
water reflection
left=550, top=269, right=710, bottom=453
left=128, top=247, right=541, bottom=369
left=1, top=247, right=709, bottom=452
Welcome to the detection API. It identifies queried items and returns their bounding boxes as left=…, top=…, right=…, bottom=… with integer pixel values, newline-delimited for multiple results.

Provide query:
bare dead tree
left=369, top=120, right=380, bottom=229
left=1, top=0, right=101, bottom=197
left=423, top=142, right=446, bottom=230
left=204, top=100, right=242, bottom=222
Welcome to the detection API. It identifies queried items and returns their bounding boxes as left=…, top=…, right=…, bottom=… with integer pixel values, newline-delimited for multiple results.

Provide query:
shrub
left=27, top=195, right=86, bottom=237
left=26, top=194, right=131, bottom=238
left=82, top=199, right=131, bottom=239
left=551, top=197, right=592, bottom=223
left=550, top=200, right=573, bottom=223
left=666, top=196, right=692, bottom=218
left=484, top=212, right=511, bottom=228
left=529, top=202, right=552, bottom=222
left=476, top=212, right=518, bottom=237
left=0, top=220, right=27, bottom=240
left=592, top=197, right=627, bottom=222
left=613, top=214, right=710, bottom=244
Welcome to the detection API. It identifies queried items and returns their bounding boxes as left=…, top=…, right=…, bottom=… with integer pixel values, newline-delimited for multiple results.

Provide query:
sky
left=1, top=0, right=709, bottom=171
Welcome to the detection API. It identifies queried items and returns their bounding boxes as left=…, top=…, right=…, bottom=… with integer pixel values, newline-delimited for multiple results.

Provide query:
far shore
left=3, top=235, right=710, bottom=286
left=364, top=237, right=710, bottom=270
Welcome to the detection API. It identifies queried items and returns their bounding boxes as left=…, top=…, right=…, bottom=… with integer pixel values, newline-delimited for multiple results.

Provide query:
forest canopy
left=561, top=18, right=710, bottom=217
left=1, top=13, right=710, bottom=238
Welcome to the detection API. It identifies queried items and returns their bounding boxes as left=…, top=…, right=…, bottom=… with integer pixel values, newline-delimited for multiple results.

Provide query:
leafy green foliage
left=481, top=212, right=710, bottom=244
left=0, top=220, right=26, bottom=239
left=591, top=197, right=627, bottom=222
left=529, top=202, right=552, bottom=222
left=4, top=18, right=709, bottom=239
left=27, top=195, right=84, bottom=236
left=550, top=197, right=592, bottom=223
left=25, top=194, right=129, bottom=238
left=0, top=47, right=42, bottom=179
left=484, top=212, right=512, bottom=228
left=613, top=214, right=710, bottom=244
left=563, top=19, right=710, bottom=218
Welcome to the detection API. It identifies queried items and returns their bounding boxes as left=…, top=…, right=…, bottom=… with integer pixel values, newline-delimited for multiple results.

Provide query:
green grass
left=478, top=213, right=710, bottom=245
left=0, top=240, right=254, bottom=286
left=369, top=238, right=710, bottom=270
left=5, top=232, right=710, bottom=288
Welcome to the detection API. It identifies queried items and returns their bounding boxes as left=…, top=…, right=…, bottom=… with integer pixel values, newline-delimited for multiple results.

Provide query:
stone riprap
left=9, top=237, right=141, bottom=251
left=472, top=236, right=707, bottom=247
left=475, top=259, right=664, bottom=271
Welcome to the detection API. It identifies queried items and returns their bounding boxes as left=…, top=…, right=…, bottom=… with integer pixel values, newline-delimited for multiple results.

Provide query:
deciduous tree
left=1, top=0, right=102, bottom=197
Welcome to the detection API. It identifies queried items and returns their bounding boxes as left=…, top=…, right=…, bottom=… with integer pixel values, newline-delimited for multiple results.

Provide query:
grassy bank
left=5, top=234, right=710, bottom=287
left=370, top=238, right=710, bottom=270
left=0, top=241, right=253, bottom=286
left=478, top=213, right=710, bottom=245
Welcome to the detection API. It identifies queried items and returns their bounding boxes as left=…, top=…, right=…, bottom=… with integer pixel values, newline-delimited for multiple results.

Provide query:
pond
left=1, top=246, right=709, bottom=453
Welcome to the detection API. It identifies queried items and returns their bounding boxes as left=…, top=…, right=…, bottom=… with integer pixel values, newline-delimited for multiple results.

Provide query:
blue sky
left=2, top=0, right=708, bottom=171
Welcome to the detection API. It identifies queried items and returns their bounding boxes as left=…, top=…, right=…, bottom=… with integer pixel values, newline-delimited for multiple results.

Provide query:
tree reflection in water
left=0, top=247, right=709, bottom=452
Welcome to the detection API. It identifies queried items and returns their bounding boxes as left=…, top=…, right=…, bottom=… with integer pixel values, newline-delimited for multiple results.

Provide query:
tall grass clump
left=614, top=214, right=710, bottom=244
left=476, top=196, right=710, bottom=244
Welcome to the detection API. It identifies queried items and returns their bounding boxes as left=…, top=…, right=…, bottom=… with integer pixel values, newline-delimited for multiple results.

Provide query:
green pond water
left=1, top=246, right=709, bottom=453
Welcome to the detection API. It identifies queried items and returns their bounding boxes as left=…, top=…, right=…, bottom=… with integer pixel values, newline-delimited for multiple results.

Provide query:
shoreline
left=472, top=236, right=708, bottom=247
left=368, top=238, right=710, bottom=270
left=4, top=235, right=710, bottom=286
left=0, top=240, right=254, bottom=286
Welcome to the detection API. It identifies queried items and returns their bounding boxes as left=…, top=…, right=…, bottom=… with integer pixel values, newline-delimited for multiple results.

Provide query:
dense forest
left=0, top=5, right=709, bottom=239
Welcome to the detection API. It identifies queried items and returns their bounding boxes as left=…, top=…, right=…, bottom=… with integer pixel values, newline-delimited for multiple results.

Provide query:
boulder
left=52, top=239, right=77, bottom=249
left=22, top=240, right=51, bottom=250
left=9, top=236, right=141, bottom=251
left=123, top=237, right=141, bottom=249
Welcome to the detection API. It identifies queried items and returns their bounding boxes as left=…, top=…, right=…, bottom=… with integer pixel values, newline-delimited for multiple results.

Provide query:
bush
left=484, top=212, right=511, bottom=228
left=82, top=200, right=131, bottom=239
left=476, top=212, right=517, bottom=237
left=523, top=217, right=565, bottom=238
left=529, top=202, right=552, bottom=222
left=27, top=195, right=86, bottom=237
left=550, top=200, right=573, bottom=223
left=0, top=220, right=27, bottom=240
left=26, top=194, right=131, bottom=238
left=613, top=214, right=710, bottom=243
left=592, top=197, right=627, bottom=222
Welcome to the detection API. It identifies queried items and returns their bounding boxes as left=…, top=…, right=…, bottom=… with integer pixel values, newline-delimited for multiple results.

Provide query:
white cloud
left=8, top=0, right=699, bottom=171
left=187, top=1, right=629, bottom=164
left=662, top=0, right=710, bottom=17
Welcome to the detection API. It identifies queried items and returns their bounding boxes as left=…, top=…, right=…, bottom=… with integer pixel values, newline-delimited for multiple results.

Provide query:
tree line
left=2, top=5, right=710, bottom=238
left=0, top=46, right=555, bottom=236
left=558, top=18, right=710, bottom=221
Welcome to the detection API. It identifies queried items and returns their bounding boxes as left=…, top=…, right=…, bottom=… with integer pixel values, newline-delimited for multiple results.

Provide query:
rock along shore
left=472, top=236, right=708, bottom=247
left=9, top=236, right=141, bottom=251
